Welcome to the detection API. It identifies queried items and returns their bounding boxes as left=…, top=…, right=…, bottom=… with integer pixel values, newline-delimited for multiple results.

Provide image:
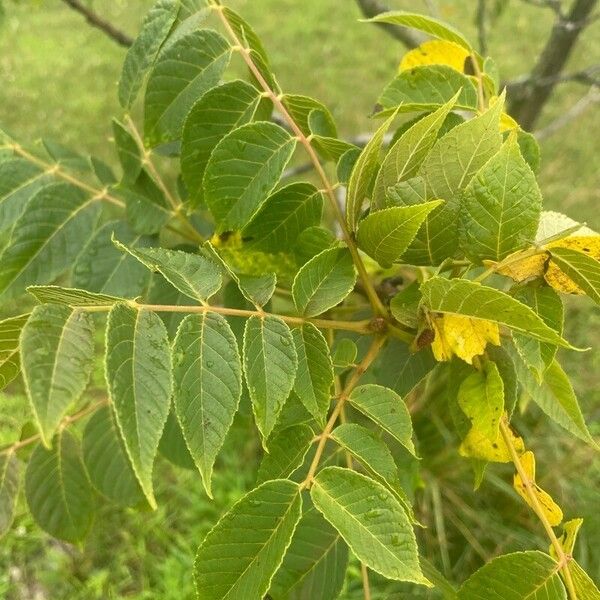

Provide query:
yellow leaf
left=484, top=235, right=600, bottom=288
left=459, top=420, right=525, bottom=462
left=544, top=236, right=600, bottom=294
left=430, top=314, right=500, bottom=364
left=513, top=450, right=563, bottom=526
left=399, top=39, right=470, bottom=73
left=483, top=251, right=548, bottom=283
left=550, top=518, right=583, bottom=560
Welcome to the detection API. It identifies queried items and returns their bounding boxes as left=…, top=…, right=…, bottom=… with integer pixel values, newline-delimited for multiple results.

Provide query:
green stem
left=11, top=143, right=125, bottom=208
left=9, top=143, right=205, bottom=244
left=83, top=301, right=375, bottom=334
left=124, top=116, right=205, bottom=244
left=300, top=335, right=387, bottom=489
left=210, top=2, right=386, bottom=318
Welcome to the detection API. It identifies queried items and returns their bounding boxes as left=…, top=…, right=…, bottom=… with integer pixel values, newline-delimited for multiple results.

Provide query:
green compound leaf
left=0, top=452, right=20, bottom=538
left=144, top=29, right=231, bottom=147
left=114, top=240, right=222, bottom=303
left=269, top=503, right=348, bottom=600
left=348, top=384, right=416, bottom=456
left=330, top=423, right=413, bottom=517
left=457, top=551, right=566, bottom=599
left=118, top=0, right=179, bottom=108
left=292, top=247, right=357, bottom=317
left=243, top=182, right=324, bottom=253
left=548, top=247, right=600, bottom=304
left=82, top=405, right=145, bottom=507
left=243, top=316, right=298, bottom=444
left=291, top=324, right=333, bottom=426
left=400, top=98, right=503, bottom=265
left=25, top=431, right=94, bottom=543
left=420, top=277, right=574, bottom=347
left=257, top=424, right=314, bottom=484
left=21, top=305, right=95, bottom=447
left=310, top=467, right=428, bottom=585
left=181, top=79, right=261, bottom=208
left=194, top=479, right=302, bottom=600
left=346, top=111, right=396, bottom=231
left=460, top=135, right=542, bottom=262
left=74, top=221, right=154, bottom=297
left=0, top=158, right=50, bottom=242
left=203, top=121, right=297, bottom=231
left=366, top=11, right=472, bottom=50
left=0, top=313, right=29, bottom=391
left=105, top=303, right=172, bottom=509
left=27, top=285, right=125, bottom=307
left=378, top=66, right=477, bottom=114
left=172, top=313, right=242, bottom=497
left=512, top=286, right=563, bottom=381
left=372, top=95, right=457, bottom=209
left=0, top=182, right=100, bottom=300
left=357, top=201, right=443, bottom=268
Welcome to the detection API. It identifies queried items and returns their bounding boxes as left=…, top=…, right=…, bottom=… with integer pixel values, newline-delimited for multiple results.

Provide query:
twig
left=354, top=0, right=427, bottom=48
left=60, top=0, right=133, bottom=47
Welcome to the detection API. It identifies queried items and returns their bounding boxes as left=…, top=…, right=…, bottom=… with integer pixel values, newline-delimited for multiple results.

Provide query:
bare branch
left=508, top=0, right=598, bottom=130
left=535, top=86, right=600, bottom=139
left=354, top=0, right=427, bottom=48
left=61, top=0, right=133, bottom=47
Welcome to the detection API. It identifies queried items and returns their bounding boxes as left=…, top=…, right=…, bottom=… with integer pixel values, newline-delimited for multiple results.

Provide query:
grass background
left=0, top=0, right=599, bottom=598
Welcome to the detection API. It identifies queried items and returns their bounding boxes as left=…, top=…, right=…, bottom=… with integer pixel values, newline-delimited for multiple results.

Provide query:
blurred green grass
left=1, top=0, right=599, bottom=598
